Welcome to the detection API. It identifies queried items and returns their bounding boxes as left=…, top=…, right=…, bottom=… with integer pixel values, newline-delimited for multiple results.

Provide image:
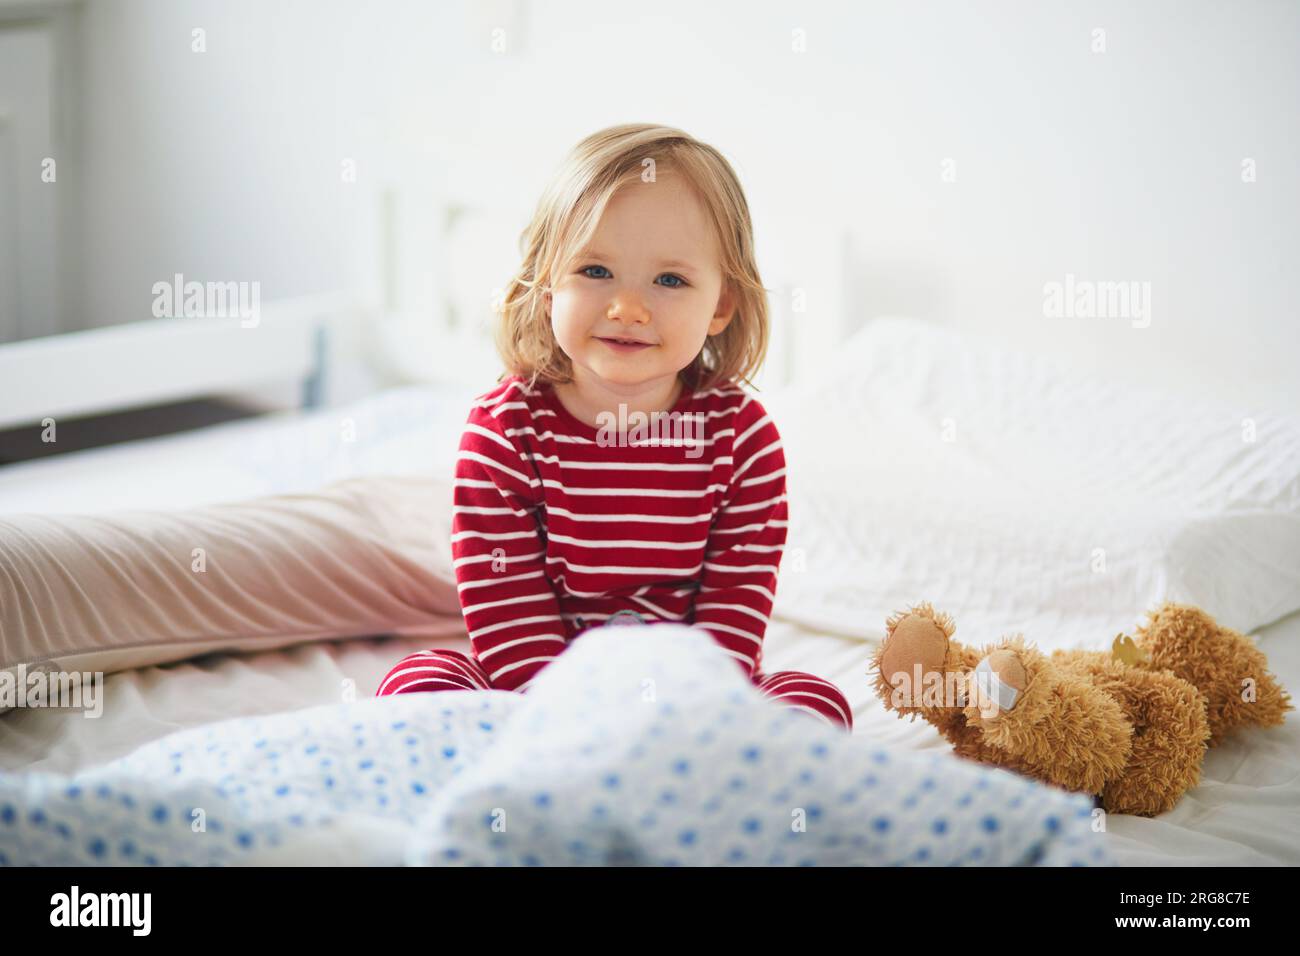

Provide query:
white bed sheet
left=0, top=383, right=483, bottom=515
left=1, top=382, right=1297, bottom=865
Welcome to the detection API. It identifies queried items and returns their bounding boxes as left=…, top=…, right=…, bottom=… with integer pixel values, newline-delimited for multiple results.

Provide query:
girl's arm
left=690, top=398, right=788, bottom=678
left=452, top=405, right=566, bottom=692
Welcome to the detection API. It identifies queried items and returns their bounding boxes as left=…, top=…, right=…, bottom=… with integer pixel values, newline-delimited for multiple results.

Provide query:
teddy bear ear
left=1111, top=634, right=1149, bottom=666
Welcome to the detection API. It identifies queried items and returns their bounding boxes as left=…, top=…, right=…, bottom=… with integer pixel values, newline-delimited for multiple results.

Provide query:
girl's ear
left=707, top=283, right=736, bottom=335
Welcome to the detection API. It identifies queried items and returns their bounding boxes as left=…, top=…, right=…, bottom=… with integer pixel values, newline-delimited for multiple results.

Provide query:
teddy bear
left=869, top=601, right=1293, bottom=816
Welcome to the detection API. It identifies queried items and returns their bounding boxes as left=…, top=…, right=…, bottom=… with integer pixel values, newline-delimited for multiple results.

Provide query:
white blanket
left=0, top=625, right=1106, bottom=866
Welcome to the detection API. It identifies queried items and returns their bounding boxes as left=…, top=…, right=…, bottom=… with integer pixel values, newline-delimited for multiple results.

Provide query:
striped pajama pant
left=375, top=639, right=855, bottom=732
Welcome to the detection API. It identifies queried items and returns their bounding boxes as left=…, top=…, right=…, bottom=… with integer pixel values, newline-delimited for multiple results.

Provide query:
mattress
left=1, top=378, right=1297, bottom=865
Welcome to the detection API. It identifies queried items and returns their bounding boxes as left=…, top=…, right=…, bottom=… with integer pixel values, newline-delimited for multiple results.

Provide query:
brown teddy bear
left=870, top=602, right=1293, bottom=816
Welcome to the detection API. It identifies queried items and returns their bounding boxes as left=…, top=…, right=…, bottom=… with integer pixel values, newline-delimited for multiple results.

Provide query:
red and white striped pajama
left=375, top=376, right=853, bottom=732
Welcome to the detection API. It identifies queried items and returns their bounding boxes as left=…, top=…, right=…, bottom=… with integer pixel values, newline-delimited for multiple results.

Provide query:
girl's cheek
left=556, top=287, right=593, bottom=319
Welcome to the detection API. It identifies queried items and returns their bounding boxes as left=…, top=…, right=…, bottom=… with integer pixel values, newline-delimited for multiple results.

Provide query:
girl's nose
left=607, top=291, right=651, bottom=325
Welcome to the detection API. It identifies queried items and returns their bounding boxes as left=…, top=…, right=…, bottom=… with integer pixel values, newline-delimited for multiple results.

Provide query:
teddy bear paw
left=876, top=606, right=954, bottom=711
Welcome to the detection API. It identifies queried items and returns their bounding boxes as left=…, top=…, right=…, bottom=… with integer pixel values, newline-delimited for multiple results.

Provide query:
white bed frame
left=0, top=292, right=355, bottom=431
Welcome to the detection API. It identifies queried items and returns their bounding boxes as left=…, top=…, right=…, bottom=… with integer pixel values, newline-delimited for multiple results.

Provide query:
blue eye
left=658, top=274, right=687, bottom=288
left=580, top=265, right=611, bottom=279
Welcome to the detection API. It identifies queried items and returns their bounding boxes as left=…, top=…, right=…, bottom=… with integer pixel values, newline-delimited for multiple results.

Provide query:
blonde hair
left=496, top=123, right=771, bottom=391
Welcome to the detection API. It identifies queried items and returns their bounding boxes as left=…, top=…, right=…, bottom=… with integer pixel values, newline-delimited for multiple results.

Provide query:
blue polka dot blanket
left=0, top=624, right=1111, bottom=866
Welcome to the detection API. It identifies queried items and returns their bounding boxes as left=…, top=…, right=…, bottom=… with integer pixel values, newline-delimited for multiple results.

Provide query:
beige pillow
left=0, top=475, right=462, bottom=679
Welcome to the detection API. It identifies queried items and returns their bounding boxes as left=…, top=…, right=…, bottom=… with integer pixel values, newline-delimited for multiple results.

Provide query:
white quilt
left=0, top=625, right=1105, bottom=866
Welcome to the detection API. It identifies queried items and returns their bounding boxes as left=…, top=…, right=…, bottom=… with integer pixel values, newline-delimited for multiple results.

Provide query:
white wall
left=0, top=6, right=70, bottom=342
left=58, top=0, right=1300, bottom=409
left=76, top=0, right=353, bottom=325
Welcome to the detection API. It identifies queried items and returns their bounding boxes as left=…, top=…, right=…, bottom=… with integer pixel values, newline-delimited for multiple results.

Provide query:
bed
left=1, top=318, right=1297, bottom=866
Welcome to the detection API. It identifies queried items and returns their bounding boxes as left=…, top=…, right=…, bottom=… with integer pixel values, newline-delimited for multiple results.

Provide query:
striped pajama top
left=451, top=375, right=789, bottom=692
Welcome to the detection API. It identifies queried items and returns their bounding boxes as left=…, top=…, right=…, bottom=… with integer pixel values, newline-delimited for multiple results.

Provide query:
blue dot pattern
left=0, top=625, right=1111, bottom=866
left=0, top=692, right=512, bottom=865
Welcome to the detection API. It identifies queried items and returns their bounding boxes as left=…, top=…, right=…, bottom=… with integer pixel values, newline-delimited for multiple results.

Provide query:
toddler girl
left=376, top=123, right=852, bottom=731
